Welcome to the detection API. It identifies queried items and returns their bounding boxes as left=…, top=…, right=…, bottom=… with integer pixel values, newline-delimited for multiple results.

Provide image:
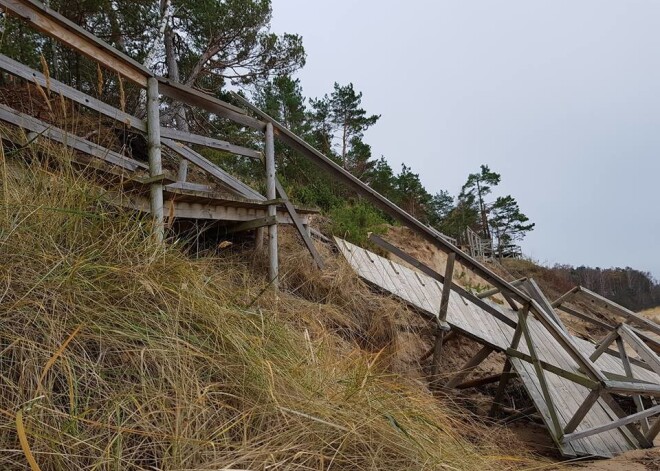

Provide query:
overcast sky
left=270, top=0, right=660, bottom=279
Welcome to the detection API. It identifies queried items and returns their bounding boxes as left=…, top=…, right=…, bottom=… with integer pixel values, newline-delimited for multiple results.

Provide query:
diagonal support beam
left=446, top=345, right=493, bottom=388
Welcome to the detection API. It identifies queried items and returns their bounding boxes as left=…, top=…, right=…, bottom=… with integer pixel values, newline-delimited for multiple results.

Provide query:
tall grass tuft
left=0, top=136, right=544, bottom=470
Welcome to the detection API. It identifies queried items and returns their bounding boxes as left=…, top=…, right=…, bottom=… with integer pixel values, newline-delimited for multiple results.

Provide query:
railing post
left=146, top=77, right=164, bottom=243
left=431, top=252, right=456, bottom=384
left=265, top=122, right=278, bottom=289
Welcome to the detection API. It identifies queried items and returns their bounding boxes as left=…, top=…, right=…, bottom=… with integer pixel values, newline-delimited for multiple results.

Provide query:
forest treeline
left=0, top=0, right=657, bottom=308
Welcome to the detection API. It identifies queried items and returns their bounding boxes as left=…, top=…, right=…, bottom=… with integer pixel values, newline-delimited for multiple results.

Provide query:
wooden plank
left=446, top=345, right=493, bottom=388
left=563, top=389, right=601, bottom=435
left=579, top=287, right=660, bottom=337
left=506, top=349, right=598, bottom=389
left=455, top=372, right=503, bottom=390
left=0, top=0, right=149, bottom=86
left=603, top=381, right=660, bottom=396
left=0, top=53, right=263, bottom=159
left=523, top=279, right=568, bottom=333
left=0, top=103, right=145, bottom=171
left=146, top=78, right=164, bottom=242
left=162, top=138, right=265, bottom=201
left=165, top=181, right=212, bottom=193
left=157, top=78, right=264, bottom=131
left=551, top=286, right=580, bottom=308
left=563, top=404, right=660, bottom=444
left=476, top=278, right=526, bottom=299
left=590, top=329, right=621, bottom=362
left=557, top=304, right=614, bottom=330
left=275, top=179, right=324, bottom=269
left=368, top=234, right=517, bottom=329
left=599, top=393, right=653, bottom=448
left=618, top=325, right=660, bottom=376
left=616, top=337, right=649, bottom=432
left=224, top=215, right=276, bottom=234
left=518, top=308, right=563, bottom=437
left=265, top=122, right=278, bottom=288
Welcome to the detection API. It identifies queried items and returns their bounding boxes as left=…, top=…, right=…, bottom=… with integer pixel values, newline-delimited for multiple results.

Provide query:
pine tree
left=459, top=164, right=501, bottom=239
left=489, top=195, right=535, bottom=257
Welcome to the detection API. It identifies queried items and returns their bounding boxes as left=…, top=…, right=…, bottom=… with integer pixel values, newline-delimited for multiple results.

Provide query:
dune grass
left=0, top=137, right=546, bottom=470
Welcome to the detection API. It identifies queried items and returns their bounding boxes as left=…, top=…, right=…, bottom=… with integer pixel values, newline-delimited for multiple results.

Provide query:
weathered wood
left=164, top=181, right=212, bottom=193
left=275, top=180, right=324, bottom=269
left=590, top=329, right=621, bottom=362
left=431, top=253, right=456, bottom=380
left=523, top=279, right=568, bottom=333
left=224, top=215, right=276, bottom=234
left=157, top=78, right=265, bottom=131
left=490, top=305, right=528, bottom=417
left=603, top=381, right=660, bottom=397
left=563, top=404, right=660, bottom=444
left=265, top=122, right=278, bottom=288
left=518, top=307, right=563, bottom=437
left=161, top=139, right=265, bottom=201
left=618, top=325, right=660, bottom=376
left=617, top=337, right=649, bottom=432
left=563, top=389, right=602, bottom=435
left=455, top=372, right=505, bottom=390
left=0, top=51, right=263, bottom=160
left=0, top=103, right=145, bottom=171
left=551, top=286, right=580, bottom=308
left=0, top=0, right=149, bottom=86
left=506, top=348, right=598, bottom=389
left=645, top=416, right=660, bottom=443
left=599, top=393, right=654, bottom=448
left=557, top=304, right=614, bottom=330
left=146, top=78, right=164, bottom=243
left=579, top=287, right=660, bottom=337
left=368, top=234, right=517, bottom=329
left=476, top=278, right=526, bottom=299
left=446, top=345, right=493, bottom=388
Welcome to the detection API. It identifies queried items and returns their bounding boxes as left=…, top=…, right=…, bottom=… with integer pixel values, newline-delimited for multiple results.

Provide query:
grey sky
left=270, top=0, right=660, bottom=279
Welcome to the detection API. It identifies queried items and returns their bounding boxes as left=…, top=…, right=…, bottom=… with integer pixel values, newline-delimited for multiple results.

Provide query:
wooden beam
left=431, top=252, right=456, bottom=381
left=617, top=337, right=649, bottom=432
left=599, top=393, right=654, bottom=448
left=618, top=324, right=660, bottom=376
left=556, top=304, right=614, bottom=330
left=446, top=345, right=493, bottom=388
left=523, top=278, right=568, bottom=333
left=589, top=328, right=621, bottom=362
left=645, top=416, right=660, bottom=444
left=275, top=179, right=324, bottom=270
left=455, top=372, right=505, bottom=390
left=578, top=286, right=660, bottom=337
left=162, top=139, right=265, bottom=201
left=368, top=234, right=517, bottom=330
left=603, top=380, right=660, bottom=397
left=224, top=215, right=276, bottom=234
left=562, top=389, right=601, bottom=435
left=506, top=348, right=599, bottom=389
left=0, top=103, right=145, bottom=171
left=476, top=278, right=526, bottom=299
left=265, top=122, right=278, bottom=288
left=518, top=308, right=563, bottom=437
left=562, top=403, right=660, bottom=444
left=146, top=78, right=164, bottom=242
left=0, top=0, right=150, bottom=86
left=551, top=286, right=580, bottom=308
left=490, top=305, right=528, bottom=417
left=0, top=53, right=263, bottom=159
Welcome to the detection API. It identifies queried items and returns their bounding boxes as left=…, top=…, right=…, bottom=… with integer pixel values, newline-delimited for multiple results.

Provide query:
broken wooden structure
left=336, top=236, right=660, bottom=458
left=1, top=0, right=658, bottom=459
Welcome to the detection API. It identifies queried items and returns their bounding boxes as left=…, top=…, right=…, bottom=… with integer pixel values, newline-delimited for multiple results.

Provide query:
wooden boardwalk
left=336, top=237, right=660, bottom=458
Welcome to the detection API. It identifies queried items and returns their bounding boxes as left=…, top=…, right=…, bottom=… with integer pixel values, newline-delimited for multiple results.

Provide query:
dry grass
left=0, top=135, right=548, bottom=469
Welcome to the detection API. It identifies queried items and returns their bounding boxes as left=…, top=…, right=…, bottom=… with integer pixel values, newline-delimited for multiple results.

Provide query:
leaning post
left=265, top=122, right=278, bottom=289
left=431, top=252, right=456, bottom=384
left=146, top=77, right=164, bottom=243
